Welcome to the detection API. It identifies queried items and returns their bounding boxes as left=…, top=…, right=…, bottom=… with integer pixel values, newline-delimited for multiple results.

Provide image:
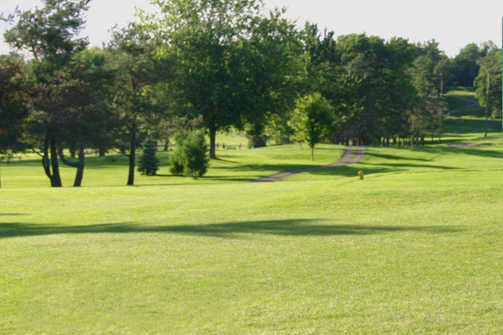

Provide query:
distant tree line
left=0, top=0, right=501, bottom=187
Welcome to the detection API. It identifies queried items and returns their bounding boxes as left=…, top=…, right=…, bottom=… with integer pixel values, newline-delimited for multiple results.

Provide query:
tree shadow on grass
left=363, top=152, right=433, bottom=162
left=444, top=118, right=502, bottom=134
left=0, top=219, right=462, bottom=239
left=293, top=161, right=458, bottom=178
left=306, top=165, right=393, bottom=177
left=212, top=163, right=319, bottom=172
left=413, top=145, right=502, bottom=160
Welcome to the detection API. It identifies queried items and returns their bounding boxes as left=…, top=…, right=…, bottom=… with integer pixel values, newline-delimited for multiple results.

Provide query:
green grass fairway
left=1, top=98, right=503, bottom=333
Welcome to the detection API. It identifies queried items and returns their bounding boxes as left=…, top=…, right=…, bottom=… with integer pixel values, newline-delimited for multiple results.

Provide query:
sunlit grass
left=1, top=94, right=503, bottom=334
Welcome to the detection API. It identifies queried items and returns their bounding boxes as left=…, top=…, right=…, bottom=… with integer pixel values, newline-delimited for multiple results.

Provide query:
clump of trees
left=1, top=0, right=501, bottom=188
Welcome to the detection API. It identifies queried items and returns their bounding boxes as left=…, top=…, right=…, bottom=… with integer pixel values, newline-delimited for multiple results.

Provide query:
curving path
left=253, top=146, right=366, bottom=183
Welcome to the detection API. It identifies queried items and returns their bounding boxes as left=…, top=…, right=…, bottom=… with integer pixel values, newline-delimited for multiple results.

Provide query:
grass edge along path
left=253, top=146, right=365, bottom=182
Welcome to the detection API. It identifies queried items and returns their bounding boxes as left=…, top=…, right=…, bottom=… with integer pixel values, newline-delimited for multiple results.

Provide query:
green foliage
left=265, top=113, right=295, bottom=145
left=169, top=132, right=186, bottom=176
left=148, top=0, right=302, bottom=158
left=474, top=49, right=502, bottom=119
left=0, top=56, right=29, bottom=154
left=290, top=93, right=333, bottom=160
left=182, top=131, right=209, bottom=179
left=169, top=131, right=209, bottom=179
left=138, top=139, right=160, bottom=176
left=451, top=42, right=496, bottom=88
left=168, top=150, right=185, bottom=176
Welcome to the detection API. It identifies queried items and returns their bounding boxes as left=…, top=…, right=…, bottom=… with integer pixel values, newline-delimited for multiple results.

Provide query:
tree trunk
left=74, top=145, right=85, bottom=187
left=58, top=144, right=86, bottom=187
left=99, top=146, right=107, bottom=157
left=163, top=140, right=169, bottom=152
left=209, top=123, right=217, bottom=159
left=50, top=138, right=62, bottom=187
left=127, top=119, right=137, bottom=186
left=311, top=146, right=315, bottom=161
left=69, top=146, right=76, bottom=159
left=41, top=137, right=53, bottom=185
left=484, top=70, right=490, bottom=137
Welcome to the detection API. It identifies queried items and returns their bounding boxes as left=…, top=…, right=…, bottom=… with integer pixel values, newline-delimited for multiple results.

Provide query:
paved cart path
left=253, top=146, right=366, bottom=183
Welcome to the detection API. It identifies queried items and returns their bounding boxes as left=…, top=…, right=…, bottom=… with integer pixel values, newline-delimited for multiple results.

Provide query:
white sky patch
left=1, top=0, right=502, bottom=56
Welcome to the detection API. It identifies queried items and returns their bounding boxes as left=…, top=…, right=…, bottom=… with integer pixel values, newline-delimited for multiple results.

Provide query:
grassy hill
left=0, top=93, right=502, bottom=334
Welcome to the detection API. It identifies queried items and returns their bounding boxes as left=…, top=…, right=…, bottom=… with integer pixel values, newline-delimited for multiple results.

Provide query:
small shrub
left=169, top=147, right=185, bottom=176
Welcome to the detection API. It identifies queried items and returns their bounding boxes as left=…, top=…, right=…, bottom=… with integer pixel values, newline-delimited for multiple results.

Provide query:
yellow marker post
left=358, top=170, right=364, bottom=180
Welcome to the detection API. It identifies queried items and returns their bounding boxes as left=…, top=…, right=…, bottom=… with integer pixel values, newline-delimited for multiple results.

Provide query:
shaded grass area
left=444, top=117, right=501, bottom=135
left=0, top=220, right=461, bottom=239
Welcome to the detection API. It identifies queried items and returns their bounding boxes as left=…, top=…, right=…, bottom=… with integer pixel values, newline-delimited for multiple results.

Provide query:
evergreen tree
left=138, top=139, right=160, bottom=176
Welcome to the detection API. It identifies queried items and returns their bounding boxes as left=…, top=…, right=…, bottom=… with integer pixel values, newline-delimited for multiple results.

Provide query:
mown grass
left=0, top=93, right=502, bottom=334
left=445, top=91, right=487, bottom=119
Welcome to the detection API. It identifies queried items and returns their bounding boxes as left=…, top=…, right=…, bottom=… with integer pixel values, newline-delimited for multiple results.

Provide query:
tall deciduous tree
left=149, top=0, right=301, bottom=158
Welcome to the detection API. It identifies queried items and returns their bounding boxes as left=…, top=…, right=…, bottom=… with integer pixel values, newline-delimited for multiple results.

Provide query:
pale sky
left=1, top=0, right=502, bottom=57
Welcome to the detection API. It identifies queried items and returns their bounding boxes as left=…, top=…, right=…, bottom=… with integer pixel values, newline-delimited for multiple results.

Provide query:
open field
left=1, top=97, right=503, bottom=334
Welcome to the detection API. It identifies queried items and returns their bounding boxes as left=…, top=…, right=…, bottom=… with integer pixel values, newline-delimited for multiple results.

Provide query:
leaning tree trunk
left=58, top=143, right=86, bottom=187
left=49, top=138, right=62, bottom=187
left=42, top=137, right=53, bottom=183
left=73, top=145, right=85, bottom=187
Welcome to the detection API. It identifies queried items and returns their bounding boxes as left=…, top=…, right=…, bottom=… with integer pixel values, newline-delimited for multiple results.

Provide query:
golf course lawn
left=1, top=108, right=502, bottom=333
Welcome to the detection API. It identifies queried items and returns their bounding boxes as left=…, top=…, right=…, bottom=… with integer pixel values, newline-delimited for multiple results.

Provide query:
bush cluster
left=169, top=130, right=209, bottom=179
